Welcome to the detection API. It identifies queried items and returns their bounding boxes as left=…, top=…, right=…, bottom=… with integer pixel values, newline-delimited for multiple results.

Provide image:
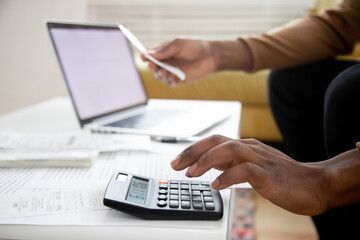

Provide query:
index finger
left=149, top=39, right=181, bottom=61
left=140, top=53, right=147, bottom=62
left=141, top=42, right=169, bottom=62
left=171, top=134, right=232, bottom=171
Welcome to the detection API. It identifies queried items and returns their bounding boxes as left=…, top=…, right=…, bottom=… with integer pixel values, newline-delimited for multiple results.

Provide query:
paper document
left=0, top=132, right=151, bottom=167
left=0, top=147, right=245, bottom=222
left=0, top=149, right=98, bottom=167
left=119, top=24, right=186, bottom=81
left=0, top=149, right=220, bottom=231
left=0, top=132, right=151, bottom=152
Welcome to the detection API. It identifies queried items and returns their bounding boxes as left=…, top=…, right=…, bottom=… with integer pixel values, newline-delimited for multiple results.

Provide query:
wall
left=0, top=0, right=88, bottom=115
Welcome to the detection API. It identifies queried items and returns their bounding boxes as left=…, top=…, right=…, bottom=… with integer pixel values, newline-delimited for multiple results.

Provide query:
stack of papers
left=0, top=149, right=98, bottom=167
left=0, top=132, right=151, bottom=168
left=0, top=148, right=228, bottom=223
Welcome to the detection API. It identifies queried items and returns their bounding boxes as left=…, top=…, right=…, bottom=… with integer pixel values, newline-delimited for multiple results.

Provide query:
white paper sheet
left=0, top=149, right=98, bottom=167
left=0, top=190, right=230, bottom=229
left=0, top=149, right=222, bottom=229
left=0, top=144, right=249, bottom=227
left=0, top=150, right=181, bottom=219
left=0, top=132, right=151, bottom=167
left=0, top=132, right=151, bottom=152
left=0, top=161, right=231, bottom=229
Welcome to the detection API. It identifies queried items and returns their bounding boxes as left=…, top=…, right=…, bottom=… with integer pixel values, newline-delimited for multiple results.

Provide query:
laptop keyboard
left=105, top=109, right=184, bottom=130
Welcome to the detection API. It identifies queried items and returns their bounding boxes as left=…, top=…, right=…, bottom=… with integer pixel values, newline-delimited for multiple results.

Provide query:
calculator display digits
left=103, top=172, right=223, bottom=220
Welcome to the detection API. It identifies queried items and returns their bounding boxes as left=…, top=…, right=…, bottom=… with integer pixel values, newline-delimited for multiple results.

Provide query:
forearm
left=315, top=148, right=360, bottom=212
left=210, top=40, right=252, bottom=72
left=209, top=3, right=359, bottom=73
left=241, top=0, right=360, bottom=72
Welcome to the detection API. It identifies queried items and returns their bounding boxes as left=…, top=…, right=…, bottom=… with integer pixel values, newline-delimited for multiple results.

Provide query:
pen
left=151, top=136, right=203, bottom=143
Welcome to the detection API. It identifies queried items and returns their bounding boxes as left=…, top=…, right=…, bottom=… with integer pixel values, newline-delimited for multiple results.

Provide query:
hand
left=142, top=39, right=253, bottom=86
left=142, top=39, right=217, bottom=86
left=170, top=135, right=330, bottom=215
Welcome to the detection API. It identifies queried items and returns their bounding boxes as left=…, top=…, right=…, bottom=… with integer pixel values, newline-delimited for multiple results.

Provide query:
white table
left=0, top=97, right=241, bottom=240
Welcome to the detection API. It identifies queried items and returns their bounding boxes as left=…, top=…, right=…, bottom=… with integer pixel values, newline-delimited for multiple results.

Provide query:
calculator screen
left=126, top=177, right=149, bottom=205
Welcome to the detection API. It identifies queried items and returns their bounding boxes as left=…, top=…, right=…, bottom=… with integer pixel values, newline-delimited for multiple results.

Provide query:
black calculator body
left=103, top=172, right=223, bottom=220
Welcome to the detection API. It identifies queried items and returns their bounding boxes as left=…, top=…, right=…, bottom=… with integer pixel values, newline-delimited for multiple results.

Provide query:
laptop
left=46, top=21, right=231, bottom=137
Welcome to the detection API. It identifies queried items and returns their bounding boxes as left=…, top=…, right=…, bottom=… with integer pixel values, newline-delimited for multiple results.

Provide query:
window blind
left=87, top=0, right=315, bottom=47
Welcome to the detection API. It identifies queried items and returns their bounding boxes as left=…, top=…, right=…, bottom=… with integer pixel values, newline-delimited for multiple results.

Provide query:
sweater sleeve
left=241, top=0, right=360, bottom=72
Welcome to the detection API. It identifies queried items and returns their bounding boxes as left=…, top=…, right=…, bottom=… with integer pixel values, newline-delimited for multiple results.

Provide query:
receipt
left=119, top=24, right=186, bottom=81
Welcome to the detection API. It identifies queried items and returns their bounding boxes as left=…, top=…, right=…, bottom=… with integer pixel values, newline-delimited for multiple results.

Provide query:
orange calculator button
left=159, top=179, right=168, bottom=184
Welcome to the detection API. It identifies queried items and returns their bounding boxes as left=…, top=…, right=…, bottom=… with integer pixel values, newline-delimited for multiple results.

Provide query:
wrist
left=319, top=149, right=360, bottom=211
left=210, top=40, right=252, bottom=72
left=301, top=162, right=332, bottom=214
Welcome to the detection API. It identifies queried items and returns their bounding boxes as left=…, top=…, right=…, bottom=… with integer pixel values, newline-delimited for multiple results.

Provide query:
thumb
left=148, top=40, right=181, bottom=61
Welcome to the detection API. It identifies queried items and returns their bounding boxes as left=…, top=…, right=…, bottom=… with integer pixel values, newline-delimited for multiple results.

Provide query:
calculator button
left=170, top=184, right=178, bottom=189
left=170, top=180, right=179, bottom=184
left=169, top=200, right=179, bottom=208
left=180, top=185, right=189, bottom=190
left=170, top=189, right=179, bottom=195
left=180, top=190, right=190, bottom=195
left=169, top=194, right=178, bottom=200
left=193, top=202, right=203, bottom=210
left=158, top=194, right=167, bottom=201
left=204, top=196, right=213, bottom=202
left=191, top=185, right=211, bottom=191
left=192, top=196, right=202, bottom=202
left=158, top=189, right=167, bottom=195
left=181, top=201, right=191, bottom=209
left=205, top=202, right=215, bottom=210
left=192, top=190, right=201, bottom=196
left=159, top=179, right=168, bottom=184
left=191, top=181, right=200, bottom=185
left=159, top=184, right=168, bottom=189
left=181, top=195, right=190, bottom=201
left=203, top=191, right=212, bottom=196
left=157, top=200, right=167, bottom=207
left=180, top=180, right=189, bottom=185
left=201, top=181, right=210, bottom=186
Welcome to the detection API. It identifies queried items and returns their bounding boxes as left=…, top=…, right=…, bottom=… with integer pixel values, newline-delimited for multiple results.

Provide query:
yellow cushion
left=141, top=69, right=269, bottom=104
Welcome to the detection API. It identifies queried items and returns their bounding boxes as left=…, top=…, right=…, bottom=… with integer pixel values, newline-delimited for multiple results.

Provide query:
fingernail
left=167, top=80, right=176, bottom=87
left=186, top=163, right=197, bottom=176
left=167, top=77, right=176, bottom=87
left=171, top=156, right=180, bottom=168
left=155, top=71, right=163, bottom=80
left=212, top=178, right=220, bottom=189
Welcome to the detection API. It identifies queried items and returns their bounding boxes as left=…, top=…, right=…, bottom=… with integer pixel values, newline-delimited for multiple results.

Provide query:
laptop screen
left=48, top=23, right=147, bottom=122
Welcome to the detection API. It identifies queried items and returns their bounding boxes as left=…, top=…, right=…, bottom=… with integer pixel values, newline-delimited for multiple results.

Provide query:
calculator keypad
left=157, top=179, right=215, bottom=211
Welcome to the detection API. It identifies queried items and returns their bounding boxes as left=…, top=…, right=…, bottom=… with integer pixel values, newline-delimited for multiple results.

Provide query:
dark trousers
left=268, top=59, right=360, bottom=240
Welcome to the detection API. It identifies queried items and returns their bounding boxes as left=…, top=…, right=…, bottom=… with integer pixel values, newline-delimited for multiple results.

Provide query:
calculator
left=103, top=171, right=223, bottom=220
